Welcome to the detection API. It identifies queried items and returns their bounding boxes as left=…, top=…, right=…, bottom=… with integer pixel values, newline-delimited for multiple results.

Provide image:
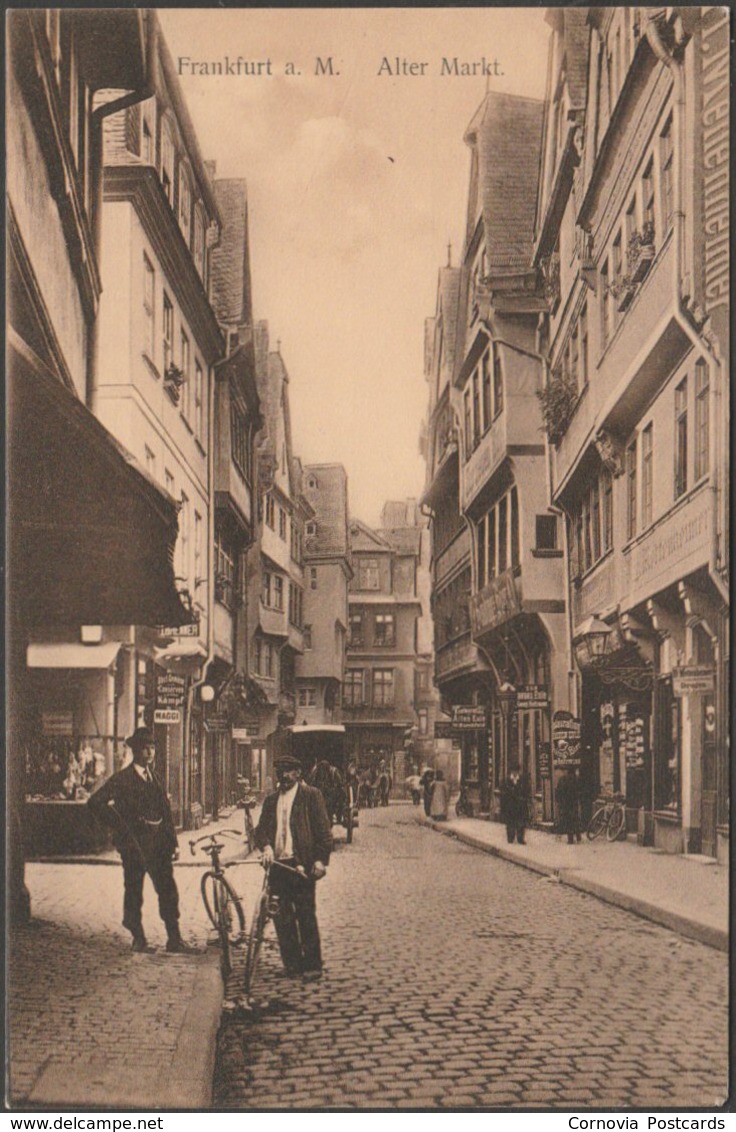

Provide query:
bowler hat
left=274, top=754, right=301, bottom=771
left=126, top=726, right=154, bottom=750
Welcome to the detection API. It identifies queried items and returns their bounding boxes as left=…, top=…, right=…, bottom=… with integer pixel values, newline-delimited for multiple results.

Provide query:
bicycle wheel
left=215, top=877, right=246, bottom=980
left=243, top=884, right=270, bottom=997
left=586, top=806, right=608, bottom=840
left=201, top=871, right=220, bottom=930
left=606, top=804, right=626, bottom=842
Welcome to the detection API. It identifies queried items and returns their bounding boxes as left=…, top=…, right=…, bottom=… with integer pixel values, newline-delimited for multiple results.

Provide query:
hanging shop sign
left=451, top=705, right=488, bottom=731
left=232, top=725, right=260, bottom=740
left=156, top=673, right=187, bottom=708
left=157, top=621, right=201, bottom=639
left=672, top=666, right=715, bottom=696
left=153, top=708, right=180, bottom=725
left=204, top=712, right=230, bottom=733
left=517, top=685, right=550, bottom=711
left=552, top=710, right=581, bottom=768
left=538, top=742, right=551, bottom=779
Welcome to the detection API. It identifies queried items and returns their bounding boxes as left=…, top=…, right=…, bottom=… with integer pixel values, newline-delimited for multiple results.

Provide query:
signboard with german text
left=157, top=621, right=201, bottom=639
left=204, top=713, right=230, bottom=733
left=155, top=673, right=187, bottom=708
left=451, top=706, right=488, bottom=731
left=552, top=710, right=581, bottom=768
left=673, top=666, right=716, bottom=696
left=517, top=685, right=550, bottom=711
left=154, top=709, right=180, bottom=725
left=232, top=726, right=260, bottom=740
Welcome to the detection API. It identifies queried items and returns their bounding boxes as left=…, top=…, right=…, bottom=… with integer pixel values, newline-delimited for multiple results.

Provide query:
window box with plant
left=164, top=363, right=186, bottom=404
left=627, top=221, right=656, bottom=284
left=537, top=371, right=579, bottom=446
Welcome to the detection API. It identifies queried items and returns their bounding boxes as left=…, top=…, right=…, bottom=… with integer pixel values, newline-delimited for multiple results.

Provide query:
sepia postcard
left=5, top=4, right=730, bottom=1115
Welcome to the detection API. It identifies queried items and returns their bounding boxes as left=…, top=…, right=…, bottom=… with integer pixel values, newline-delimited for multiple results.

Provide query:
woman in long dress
left=429, top=769, right=450, bottom=821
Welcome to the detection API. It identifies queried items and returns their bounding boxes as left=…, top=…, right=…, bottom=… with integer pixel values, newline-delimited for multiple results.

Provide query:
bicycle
left=586, top=793, right=627, bottom=842
left=189, top=829, right=247, bottom=980
left=455, top=785, right=474, bottom=818
left=242, top=856, right=310, bottom=1002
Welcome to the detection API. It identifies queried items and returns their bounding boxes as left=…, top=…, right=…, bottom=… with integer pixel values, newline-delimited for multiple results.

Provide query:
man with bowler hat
left=255, top=754, right=332, bottom=981
left=88, top=727, right=194, bottom=953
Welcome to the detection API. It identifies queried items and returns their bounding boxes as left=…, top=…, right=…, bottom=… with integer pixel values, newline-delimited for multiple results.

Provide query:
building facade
left=94, top=17, right=223, bottom=827
left=7, top=10, right=190, bottom=896
left=423, top=92, right=569, bottom=823
left=204, top=174, right=263, bottom=816
left=296, top=465, right=352, bottom=725
left=536, top=7, right=729, bottom=859
left=343, top=510, right=423, bottom=790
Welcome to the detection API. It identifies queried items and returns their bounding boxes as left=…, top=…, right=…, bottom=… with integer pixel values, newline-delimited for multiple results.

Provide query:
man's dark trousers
left=122, top=829, right=179, bottom=938
left=270, top=861, right=322, bottom=974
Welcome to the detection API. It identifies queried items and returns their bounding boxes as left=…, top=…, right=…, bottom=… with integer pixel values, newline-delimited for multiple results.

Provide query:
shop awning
left=155, top=641, right=208, bottom=665
left=8, top=355, right=192, bottom=628
left=27, top=641, right=121, bottom=669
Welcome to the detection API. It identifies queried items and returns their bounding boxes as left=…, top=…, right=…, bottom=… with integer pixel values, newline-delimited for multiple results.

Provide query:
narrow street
left=215, top=805, right=727, bottom=1110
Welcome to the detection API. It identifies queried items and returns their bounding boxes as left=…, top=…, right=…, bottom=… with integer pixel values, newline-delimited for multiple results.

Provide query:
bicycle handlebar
left=188, top=828, right=243, bottom=856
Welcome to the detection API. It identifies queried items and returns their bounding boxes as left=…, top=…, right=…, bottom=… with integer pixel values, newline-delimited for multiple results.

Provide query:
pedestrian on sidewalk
left=556, top=767, right=583, bottom=843
left=499, top=769, right=530, bottom=844
left=255, top=754, right=333, bottom=981
left=421, top=767, right=435, bottom=817
left=87, top=727, right=195, bottom=954
left=429, top=769, right=450, bottom=820
left=405, top=771, right=422, bottom=805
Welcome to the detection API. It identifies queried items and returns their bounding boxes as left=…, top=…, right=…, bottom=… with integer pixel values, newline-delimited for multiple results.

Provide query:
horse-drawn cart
left=269, top=724, right=359, bottom=843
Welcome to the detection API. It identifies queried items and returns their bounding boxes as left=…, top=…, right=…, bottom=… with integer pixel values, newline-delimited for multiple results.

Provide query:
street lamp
left=573, top=616, right=613, bottom=669
left=497, top=681, right=517, bottom=789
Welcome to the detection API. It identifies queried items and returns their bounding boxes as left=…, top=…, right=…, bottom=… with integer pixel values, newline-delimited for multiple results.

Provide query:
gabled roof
left=464, top=92, right=544, bottom=273
left=303, top=464, right=350, bottom=558
left=380, top=527, right=422, bottom=556
left=349, top=519, right=391, bottom=553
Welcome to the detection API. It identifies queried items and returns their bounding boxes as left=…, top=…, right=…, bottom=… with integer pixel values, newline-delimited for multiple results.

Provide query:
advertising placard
left=552, top=710, right=581, bottom=768
left=153, top=709, right=180, bottom=725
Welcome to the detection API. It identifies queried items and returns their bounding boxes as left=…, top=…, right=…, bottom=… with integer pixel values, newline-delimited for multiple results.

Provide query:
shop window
left=464, top=734, right=480, bottom=783
left=655, top=678, right=680, bottom=812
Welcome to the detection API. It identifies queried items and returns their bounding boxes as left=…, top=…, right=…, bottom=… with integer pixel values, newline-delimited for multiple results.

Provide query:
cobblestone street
left=215, top=806, right=728, bottom=1110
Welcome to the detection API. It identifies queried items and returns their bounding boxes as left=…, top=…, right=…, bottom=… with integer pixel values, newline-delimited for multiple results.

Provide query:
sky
left=159, top=8, right=550, bottom=527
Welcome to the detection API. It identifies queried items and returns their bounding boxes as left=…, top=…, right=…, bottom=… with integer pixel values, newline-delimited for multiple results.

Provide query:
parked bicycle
left=586, top=793, right=627, bottom=842
left=455, top=784, right=474, bottom=818
left=189, top=829, right=246, bottom=980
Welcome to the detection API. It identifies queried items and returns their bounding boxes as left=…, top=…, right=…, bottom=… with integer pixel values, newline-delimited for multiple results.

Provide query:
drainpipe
left=86, top=11, right=157, bottom=414
left=645, top=11, right=728, bottom=609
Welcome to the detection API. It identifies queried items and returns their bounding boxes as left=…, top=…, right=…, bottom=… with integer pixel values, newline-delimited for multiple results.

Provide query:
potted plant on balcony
left=627, top=221, right=656, bottom=283
left=540, top=252, right=561, bottom=313
left=608, top=273, right=636, bottom=313
left=537, top=370, right=578, bottom=446
left=164, top=362, right=186, bottom=404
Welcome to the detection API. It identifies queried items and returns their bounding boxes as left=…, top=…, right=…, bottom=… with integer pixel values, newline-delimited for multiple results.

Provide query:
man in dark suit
left=88, top=727, right=193, bottom=953
left=255, top=754, right=332, bottom=981
left=499, top=769, right=531, bottom=845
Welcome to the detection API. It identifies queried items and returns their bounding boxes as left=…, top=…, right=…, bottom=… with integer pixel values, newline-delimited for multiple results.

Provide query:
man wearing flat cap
left=255, top=754, right=333, bottom=981
left=88, top=727, right=193, bottom=953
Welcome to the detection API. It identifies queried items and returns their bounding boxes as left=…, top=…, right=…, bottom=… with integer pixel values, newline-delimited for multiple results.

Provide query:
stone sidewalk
left=418, top=808, right=728, bottom=951
left=7, top=811, right=253, bottom=1111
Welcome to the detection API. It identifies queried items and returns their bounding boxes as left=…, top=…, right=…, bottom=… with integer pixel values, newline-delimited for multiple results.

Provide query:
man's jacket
left=255, top=781, right=333, bottom=873
left=88, top=763, right=177, bottom=858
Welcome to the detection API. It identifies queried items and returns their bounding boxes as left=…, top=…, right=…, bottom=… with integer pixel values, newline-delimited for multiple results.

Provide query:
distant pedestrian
left=429, top=769, right=449, bottom=820
left=421, top=767, right=435, bottom=817
left=556, top=767, right=582, bottom=844
left=87, top=728, right=194, bottom=953
left=405, top=773, right=422, bottom=805
left=500, top=770, right=530, bottom=845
